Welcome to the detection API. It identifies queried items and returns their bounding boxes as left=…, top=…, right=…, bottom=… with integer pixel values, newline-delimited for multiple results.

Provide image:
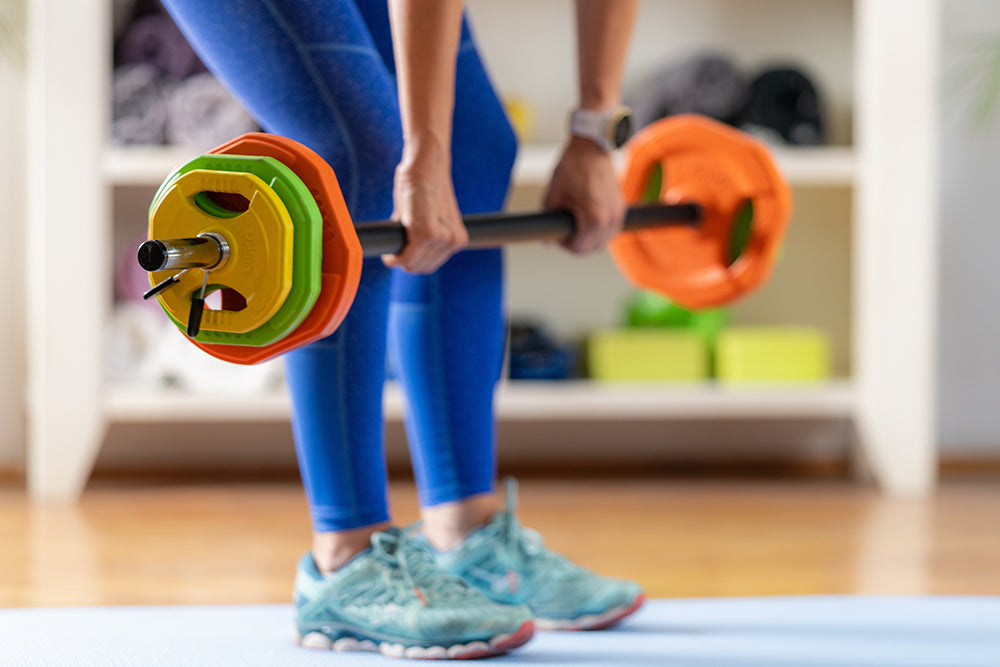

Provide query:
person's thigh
left=162, top=0, right=402, bottom=220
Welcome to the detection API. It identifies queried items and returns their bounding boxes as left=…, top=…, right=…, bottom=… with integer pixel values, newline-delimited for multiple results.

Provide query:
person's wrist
left=399, top=133, right=450, bottom=172
left=565, top=135, right=612, bottom=159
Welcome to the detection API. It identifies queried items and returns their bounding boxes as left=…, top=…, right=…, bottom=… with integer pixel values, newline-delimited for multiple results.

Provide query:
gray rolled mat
left=117, top=12, right=205, bottom=80
left=112, top=63, right=170, bottom=145
left=166, top=73, right=260, bottom=151
left=629, top=52, right=749, bottom=130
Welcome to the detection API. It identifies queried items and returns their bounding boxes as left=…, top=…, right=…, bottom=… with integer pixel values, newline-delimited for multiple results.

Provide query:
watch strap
left=569, top=107, right=630, bottom=151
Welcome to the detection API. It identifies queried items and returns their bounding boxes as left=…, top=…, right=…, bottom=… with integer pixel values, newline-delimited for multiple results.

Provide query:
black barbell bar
left=138, top=201, right=702, bottom=273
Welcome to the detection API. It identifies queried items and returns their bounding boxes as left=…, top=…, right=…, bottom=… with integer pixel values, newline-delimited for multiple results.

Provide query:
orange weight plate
left=609, top=114, right=792, bottom=309
left=190, top=132, right=362, bottom=365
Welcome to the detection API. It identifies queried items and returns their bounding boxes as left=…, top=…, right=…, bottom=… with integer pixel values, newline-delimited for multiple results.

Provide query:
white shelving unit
left=514, top=144, right=856, bottom=188
left=25, top=0, right=941, bottom=501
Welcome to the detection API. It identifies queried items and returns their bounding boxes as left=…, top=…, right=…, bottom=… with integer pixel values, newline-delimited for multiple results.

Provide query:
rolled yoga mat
left=165, top=72, right=261, bottom=151
left=743, top=66, right=826, bottom=146
left=116, top=12, right=206, bottom=80
left=628, top=52, right=750, bottom=130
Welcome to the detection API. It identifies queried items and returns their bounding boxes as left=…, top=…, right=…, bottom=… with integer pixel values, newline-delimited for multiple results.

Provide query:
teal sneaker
left=430, top=479, right=645, bottom=631
left=293, top=526, right=534, bottom=659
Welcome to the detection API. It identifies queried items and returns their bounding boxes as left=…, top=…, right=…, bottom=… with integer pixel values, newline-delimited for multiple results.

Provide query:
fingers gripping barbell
left=139, top=114, right=792, bottom=366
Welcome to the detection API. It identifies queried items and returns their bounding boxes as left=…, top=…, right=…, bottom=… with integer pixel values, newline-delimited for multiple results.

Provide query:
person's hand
left=383, top=148, right=468, bottom=274
left=543, top=136, right=626, bottom=254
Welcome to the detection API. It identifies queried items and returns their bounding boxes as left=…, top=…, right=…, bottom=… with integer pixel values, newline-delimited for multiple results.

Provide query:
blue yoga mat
left=1, top=597, right=998, bottom=666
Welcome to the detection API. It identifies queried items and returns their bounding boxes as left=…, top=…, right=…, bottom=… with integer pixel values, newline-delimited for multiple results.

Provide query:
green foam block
left=587, top=329, right=709, bottom=382
left=715, top=326, right=831, bottom=384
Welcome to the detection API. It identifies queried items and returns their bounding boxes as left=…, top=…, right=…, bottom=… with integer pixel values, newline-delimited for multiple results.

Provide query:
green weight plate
left=152, top=153, right=322, bottom=347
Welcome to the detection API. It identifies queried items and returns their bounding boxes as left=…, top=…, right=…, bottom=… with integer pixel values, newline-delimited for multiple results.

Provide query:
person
left=161, top=0, right=643, bottom=658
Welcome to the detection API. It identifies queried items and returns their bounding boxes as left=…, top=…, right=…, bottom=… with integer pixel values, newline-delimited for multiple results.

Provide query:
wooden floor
left=2, top=472, right=1000, bottom=608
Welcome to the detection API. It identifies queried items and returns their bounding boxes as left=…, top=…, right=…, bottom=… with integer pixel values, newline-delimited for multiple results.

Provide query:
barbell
left=139, top=114, right=792, bottom=365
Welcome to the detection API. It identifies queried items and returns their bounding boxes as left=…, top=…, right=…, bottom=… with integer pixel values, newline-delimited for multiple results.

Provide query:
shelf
left=105, top=143, right=856, bottom=189
left=513, top=144, right=855, bottom=188
left=494, top=379, right=855, bottom=420
left=770, top=146, right=856, bottom=187
left=105, top=145, right=196, bottom=186
left=104, top=379, right=855, bottom=423
left=104, top=383, right=387, bottom=423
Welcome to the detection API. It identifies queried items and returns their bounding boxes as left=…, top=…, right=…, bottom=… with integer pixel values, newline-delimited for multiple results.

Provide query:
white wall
left=0, top=1, right=26, bottom=471
left=938, top=0, right=1000, bottom=454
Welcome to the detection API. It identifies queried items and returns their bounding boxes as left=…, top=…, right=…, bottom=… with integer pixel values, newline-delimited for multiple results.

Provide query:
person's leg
left=285, top=256, right=394, bottom=571
left=389, top=248, right=506, bottom=550
left=163, top=0, right=400, bottom=573
left=356, top=8, right=646, bottom=630
left=160, top=0, right=534, bottom=656
left=355, top=4, right=517, bottom=550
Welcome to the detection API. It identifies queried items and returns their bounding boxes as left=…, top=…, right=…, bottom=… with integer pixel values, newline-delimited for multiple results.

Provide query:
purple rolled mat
left=117, top=13, right=205, bottom=80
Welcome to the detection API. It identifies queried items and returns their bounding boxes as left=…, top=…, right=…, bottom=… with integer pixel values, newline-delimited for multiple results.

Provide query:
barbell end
left=137, top=240, right=169, bottom=272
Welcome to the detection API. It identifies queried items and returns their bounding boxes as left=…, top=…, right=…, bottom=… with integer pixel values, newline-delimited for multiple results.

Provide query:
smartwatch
left=569, top=106, right=633, bottom=151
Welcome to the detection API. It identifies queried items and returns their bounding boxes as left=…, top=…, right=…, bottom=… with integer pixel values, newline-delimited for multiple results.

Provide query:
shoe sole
left=535, top=593, right=646, bottom=631
left=293, top=619, right=535, bottom=660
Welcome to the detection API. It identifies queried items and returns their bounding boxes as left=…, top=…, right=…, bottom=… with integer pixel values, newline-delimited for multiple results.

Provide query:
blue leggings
left=162, top=0, right=516, bottom=531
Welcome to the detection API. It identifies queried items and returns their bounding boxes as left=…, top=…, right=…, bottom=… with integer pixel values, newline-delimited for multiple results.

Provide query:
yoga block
left=588, top=329, right=709, bottom=382
left=715, top=326, right=831, bottom=383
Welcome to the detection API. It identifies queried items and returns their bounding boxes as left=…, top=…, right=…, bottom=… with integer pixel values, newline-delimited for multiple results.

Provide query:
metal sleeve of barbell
left=356, top=202, right=702, bottom=258
left=137, top=237, right=224, bottom=272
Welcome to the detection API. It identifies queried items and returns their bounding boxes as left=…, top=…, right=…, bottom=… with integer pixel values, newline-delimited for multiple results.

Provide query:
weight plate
left=174, top=132, right=362, bottom=365
left=608, top=114, right=792, bottom=309
left=152, top=153, right=323, bottom=347
left=148, top=167, right=295, bottom=335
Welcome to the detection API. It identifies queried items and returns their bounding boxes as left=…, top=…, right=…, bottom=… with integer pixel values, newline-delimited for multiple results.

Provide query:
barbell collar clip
left=186, top=270, right=210, bottom=338
left=143, top=269, right=188, bottom=301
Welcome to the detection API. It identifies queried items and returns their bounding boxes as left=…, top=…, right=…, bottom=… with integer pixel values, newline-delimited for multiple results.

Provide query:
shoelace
left=500, top=478, right=522, bottom=593
left=373, top=528, right=470, bottom=605
left=496, top=478, right=575, bottom=592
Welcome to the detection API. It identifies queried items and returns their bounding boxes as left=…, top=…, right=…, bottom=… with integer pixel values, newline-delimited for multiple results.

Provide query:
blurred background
left=0, top=0, right=996, bottom=495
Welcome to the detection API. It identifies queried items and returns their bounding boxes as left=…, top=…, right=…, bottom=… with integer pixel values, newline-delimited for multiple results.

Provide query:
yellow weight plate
left=148, top=169, right=294, bottom=335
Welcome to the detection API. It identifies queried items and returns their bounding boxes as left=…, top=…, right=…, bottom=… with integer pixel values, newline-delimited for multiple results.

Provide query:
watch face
left=613, top=113, right=632, bottom=148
